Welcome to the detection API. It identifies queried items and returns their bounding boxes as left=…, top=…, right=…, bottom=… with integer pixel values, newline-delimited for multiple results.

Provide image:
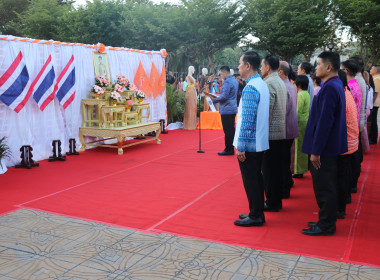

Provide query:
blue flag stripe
left=0, top=66, right=29, bottom=106
left=33, top=68, right=55, bottom=103
left=56, top=69, right=75, bottom=102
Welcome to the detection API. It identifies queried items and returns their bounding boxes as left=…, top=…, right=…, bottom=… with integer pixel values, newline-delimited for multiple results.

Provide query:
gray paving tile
left=0, top=209, right=379, bottom=280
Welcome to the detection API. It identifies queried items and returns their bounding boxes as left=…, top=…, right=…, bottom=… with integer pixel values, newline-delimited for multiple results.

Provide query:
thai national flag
left=53, top=55, right=75, bottom=109
left=0, top=51, right=30, bottom=113
left=32, top=55, right=56, bottom=111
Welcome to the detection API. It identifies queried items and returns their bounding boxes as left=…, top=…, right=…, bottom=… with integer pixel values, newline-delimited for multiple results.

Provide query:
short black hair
left=242, top=51, right=261, bottom=71
left=338, top=69, right=349, bottom=89
left=220, top=65, right=230, bottom=72
left=341, top=59, right=359, bottom=77
left=263, top=54, right=279, bottom=71
left=288, top=64, right=296, bottom=81
left=300, top=62, right=312, bottom=74
left=311, top=72, right=321, bottom=87
left=350, top=56, right=364, bottom=72
left=295, top=75, right=309, bottom=91
left=318, top=51, right=340, bottom=72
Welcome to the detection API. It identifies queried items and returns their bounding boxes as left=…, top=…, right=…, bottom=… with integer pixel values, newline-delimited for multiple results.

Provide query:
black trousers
left=310, top=156, right=338, bottom=231
left=337, top=154, right=352, bottom=213
left=351, top=149, right=361, bottom=192
left=238, top=151, right=265, bottom=219
left=221, top=114, right=236, bottom=152
left=281, top=139, right=294, bottom=197
left=369, top=106, right=378, bottom=143
left=263, top=140, right=284, bottom=209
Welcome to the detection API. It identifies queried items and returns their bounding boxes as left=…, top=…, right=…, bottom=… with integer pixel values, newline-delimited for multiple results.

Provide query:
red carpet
left=0, top=130, right=379, bottom=268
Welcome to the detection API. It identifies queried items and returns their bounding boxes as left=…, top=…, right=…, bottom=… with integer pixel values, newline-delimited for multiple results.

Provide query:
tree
left=58, top=0, right=129, bottom=46
left=0, top=0, right=30, bottom=35
left=333, top=0, right=380, bottom=65
left=245, top=0, right=332, bottom=62
left=13, top=0, right=71, bottom=40
left=181, top=0, right=246, bottom=73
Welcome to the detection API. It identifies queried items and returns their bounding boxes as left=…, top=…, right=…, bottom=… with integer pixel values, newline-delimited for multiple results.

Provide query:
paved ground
left=0, top=209, right=379, bottom=280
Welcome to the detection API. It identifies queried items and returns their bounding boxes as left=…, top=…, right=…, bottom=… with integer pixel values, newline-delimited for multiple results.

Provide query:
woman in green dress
left=293, top=75, right=310, bottom=178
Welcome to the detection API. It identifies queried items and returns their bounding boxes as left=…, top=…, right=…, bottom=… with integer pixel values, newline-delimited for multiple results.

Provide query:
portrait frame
left=92, top=52, right=111, bottom=83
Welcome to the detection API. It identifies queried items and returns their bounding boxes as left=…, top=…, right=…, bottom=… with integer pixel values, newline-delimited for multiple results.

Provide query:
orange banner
left=134, top=61, right=152, bottom=97
left=158, top=63, right=166, bottom=93
left=150, top=63, right=160, bottom=98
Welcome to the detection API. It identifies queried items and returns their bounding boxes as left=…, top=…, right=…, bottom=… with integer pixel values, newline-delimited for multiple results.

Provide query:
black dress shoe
left=234, top=217, right=264, bottom=227
left=263, top=202, right=281, bottom=212
left=301, top=225, right=336, bottom=236
left=292, top=174, right=303, bottom=178
left=346, top=197, right=352, bottom=204
left=239, top=214, right=249, bottom=220
left=308, top=222, right=317, bottom=227
left=337, top=211, right=346, bottom=219
left=282, top=193, right=290, bottom=199
left=218, top=150, right=234, bottom=156
left=351, top=187, right=357, bottom=193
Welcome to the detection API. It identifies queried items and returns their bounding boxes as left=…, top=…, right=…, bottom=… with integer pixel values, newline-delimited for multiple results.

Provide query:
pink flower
left=127, top=99, right=134, bottom=105
left=130, top=83, right=138, bottom=91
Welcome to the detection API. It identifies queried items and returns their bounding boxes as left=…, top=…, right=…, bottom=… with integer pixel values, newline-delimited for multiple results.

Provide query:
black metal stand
left=197, top=89, right=205, bottom=153
left=15, top=145, right=39, bottom=169
left=48, top=140, right=66, bottom=162
left=160, top=119, right=168, bottom=134
left=66, top=138, right=79, bottom=156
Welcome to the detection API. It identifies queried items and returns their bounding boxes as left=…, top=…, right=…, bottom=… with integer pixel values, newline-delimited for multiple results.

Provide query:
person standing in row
left=261, top=54, right=287, bottom=212
left=294, top=75, right=310, bottom=179
left=369, top=65, right=380, bottom=144
left=302, top=52, right=347, bottom=236
left=298, top=62, right=314, bottom=108
left=211, top=66, right=238, bottom=156
left=278, top=61, right=299, bottom=198
left=233, top=51, right=270, bottom=227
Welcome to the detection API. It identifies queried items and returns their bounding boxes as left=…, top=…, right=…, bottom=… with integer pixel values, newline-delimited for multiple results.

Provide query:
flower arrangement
left=115, top=74, right=130, bottom=90
left=110, top=91, right=121, bottom=102
left=129, top=83, right=138, bottom=92
left=92, top=85, right=104, bottom=94
left=114, top=83, right=124, bottom=93
left=136, top=90, right=146, bottom=99
left=126, top=99, right=134, bottom=106
left=95, top=75, right=110, bottom=88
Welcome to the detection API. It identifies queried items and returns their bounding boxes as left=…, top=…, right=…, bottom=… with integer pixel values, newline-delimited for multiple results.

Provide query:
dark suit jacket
left=302, top=76, right=348, bottom=156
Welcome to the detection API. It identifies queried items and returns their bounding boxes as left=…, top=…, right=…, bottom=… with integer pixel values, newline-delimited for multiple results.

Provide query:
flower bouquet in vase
left=95, top=75, right=110, bottom=91
left=114, top=75, right=130, bottom=92
left=110, top=91, right=121, bottom=106
left=124, top=99, right=134, bottom=112
left=136, top=90, right=146, bottom=104
left=91, top=85, right=104, bottom=99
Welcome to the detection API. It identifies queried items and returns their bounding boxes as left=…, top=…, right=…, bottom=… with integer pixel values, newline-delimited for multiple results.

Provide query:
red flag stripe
left=0, top=51, right=23, bottom=87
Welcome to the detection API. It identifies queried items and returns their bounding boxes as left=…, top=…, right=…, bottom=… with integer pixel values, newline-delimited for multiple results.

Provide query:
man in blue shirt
left=302, top=52, right=348, bottom=236
left=233, top=51, right=270, bottom=227
left=211, top=66, right=238, bottom=155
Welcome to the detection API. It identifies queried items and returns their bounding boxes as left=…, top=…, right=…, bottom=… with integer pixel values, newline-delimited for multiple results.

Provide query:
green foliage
left=12, top=0, right=72, bottom=40
left=245, top=0, right=332, bottom=61
left=0, top=0, right=30, bottom=35
left=333, top=0, right=380, bottom=65
left=166, top=83, right=186, bottom=123
left=181, top=0, right=246, bottom=71
left=58, top=0, right=128, bottom=46
left=0, top=137, right=11, bottom=168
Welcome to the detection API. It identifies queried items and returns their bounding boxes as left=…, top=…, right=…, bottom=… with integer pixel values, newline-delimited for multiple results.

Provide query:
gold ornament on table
left=136, top=90, right=146, bottom=104
left=124, top=99, right=134, bottom=112
left=92, top=85, right=104, bottom=99
left=110, top=91, right=121, bottom=106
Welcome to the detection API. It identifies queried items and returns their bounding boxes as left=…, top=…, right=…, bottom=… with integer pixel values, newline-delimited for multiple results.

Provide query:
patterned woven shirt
left=264, top=72, right=287, bottom=140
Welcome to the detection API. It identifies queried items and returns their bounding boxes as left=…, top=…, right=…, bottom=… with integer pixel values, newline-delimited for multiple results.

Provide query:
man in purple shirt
left=278, top=61, right=299, bottom=198
left=302, top=52, right=348, bottom=236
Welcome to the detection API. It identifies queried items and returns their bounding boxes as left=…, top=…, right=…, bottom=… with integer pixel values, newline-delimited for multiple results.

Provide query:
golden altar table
left=79, top=122, right=161, bottom=155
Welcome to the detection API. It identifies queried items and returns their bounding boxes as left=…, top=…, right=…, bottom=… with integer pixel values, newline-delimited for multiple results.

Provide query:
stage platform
left=79, top=121, right=161, bottom=155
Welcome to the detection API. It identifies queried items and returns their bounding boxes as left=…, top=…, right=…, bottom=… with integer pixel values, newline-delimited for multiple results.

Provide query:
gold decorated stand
left=79, top=91, right=161, bottom=155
